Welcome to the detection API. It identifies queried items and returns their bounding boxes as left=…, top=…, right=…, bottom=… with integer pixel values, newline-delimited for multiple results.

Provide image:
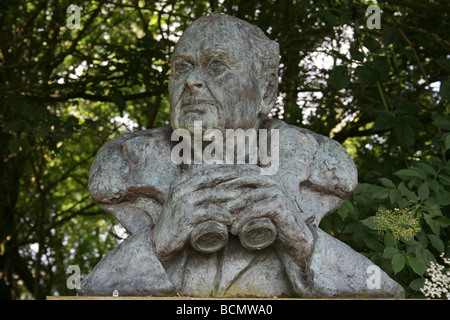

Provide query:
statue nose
left=184, top=70, right=205, bottom=92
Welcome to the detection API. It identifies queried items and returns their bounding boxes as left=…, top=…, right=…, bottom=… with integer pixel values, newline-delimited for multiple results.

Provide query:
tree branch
left=50, top=203, right=103, bottom=230
left=29, top=90, right=165, bottom=104
left=382, top=0, right=450, bottom=14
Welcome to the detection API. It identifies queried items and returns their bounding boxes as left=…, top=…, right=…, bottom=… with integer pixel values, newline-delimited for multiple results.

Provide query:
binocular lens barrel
left=190, top=218, right=276, bottom=253
left=239, top=218, right=277, bottom=250
left=190, top=220, right=228, bottom=253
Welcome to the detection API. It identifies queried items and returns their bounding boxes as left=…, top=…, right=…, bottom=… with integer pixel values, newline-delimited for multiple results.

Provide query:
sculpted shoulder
left=300, top=126, right=358, bottom=199
left=262, top=118, right=358, bottom=198
left=261, top=119, right=358, bottom=225
left=88, top=126, right=180, bottom=205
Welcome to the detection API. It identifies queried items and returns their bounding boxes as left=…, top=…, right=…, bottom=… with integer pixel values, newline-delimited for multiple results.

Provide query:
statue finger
left=189, top=203, right=234, bottom=227
left=222, top=186, right=280, bottom=213
left=213, top=173, right=280, bottom=190
left=190, top=188, right=242, bottom=207
left=230, top=194, right=283, bottom=236
left=170, top=165, right=241, bottom=194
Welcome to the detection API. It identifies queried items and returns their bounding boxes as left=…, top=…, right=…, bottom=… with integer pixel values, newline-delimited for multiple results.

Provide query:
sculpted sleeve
left=88, top=126, right=181, bottom=233
left=308, top=133, right=358, bottom=199
left=79, top=225, right=176, bottom=296
left=262, top=119, right=358, bottom=226
left=88, top=132, right=137, bottom=204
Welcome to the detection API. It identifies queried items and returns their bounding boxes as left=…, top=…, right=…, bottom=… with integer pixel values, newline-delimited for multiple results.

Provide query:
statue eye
left=208, top=60, right=227, bottom=77
left=175, top=61, right=193, bottom=74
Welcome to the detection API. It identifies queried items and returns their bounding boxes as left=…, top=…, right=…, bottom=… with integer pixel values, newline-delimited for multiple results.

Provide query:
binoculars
left=190, top=218, right=277, bottom=253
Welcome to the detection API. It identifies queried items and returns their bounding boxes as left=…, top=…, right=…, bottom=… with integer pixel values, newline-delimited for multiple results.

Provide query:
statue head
left=169, top=13, right=280, bottom=134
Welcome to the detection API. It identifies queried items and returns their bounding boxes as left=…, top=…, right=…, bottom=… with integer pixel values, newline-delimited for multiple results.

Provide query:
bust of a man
left=80, top=13, right=403, bottom=298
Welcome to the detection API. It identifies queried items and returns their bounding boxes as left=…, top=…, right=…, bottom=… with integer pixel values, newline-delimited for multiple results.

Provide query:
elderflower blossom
left=374, top=207, right=421, bottom=241
left=420, top=253, right=450, bottom=300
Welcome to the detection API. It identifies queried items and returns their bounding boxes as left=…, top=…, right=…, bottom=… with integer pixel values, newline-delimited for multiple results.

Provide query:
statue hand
left=219, top=165, right=315, bottom=267
left=151, top=165, right=238, bottom=261
left=152, top=164, right=315, bottom=267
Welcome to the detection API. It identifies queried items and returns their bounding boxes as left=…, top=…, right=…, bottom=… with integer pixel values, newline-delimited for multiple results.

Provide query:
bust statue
left=79, top=13, right=404, bottom=298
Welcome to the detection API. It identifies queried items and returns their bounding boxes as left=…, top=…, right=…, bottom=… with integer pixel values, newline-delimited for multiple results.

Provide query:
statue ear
left=259, top=71, right=278, bottom=116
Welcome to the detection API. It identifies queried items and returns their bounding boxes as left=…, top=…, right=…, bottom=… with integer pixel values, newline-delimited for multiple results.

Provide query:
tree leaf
left=435, top=216, right=450, bottom=228
left=330, top=65, right=350, bottom=90
left=415, top=247, right=436, bottom=264
left=384, top=232, right=396, bottom=248
left=349, top=45, right=364, bottom=61
left=337, top=201, right=349, bottom=220
left=409, top=278, right=425, bottom=291
left=438, top=174, right=450, bottom=186
left=383, top=247, right=399, bottom=259
left=373, top=56, right=391, bottom=78
left=418, top=183, right=430, bottom=201
left=392, top=253, right=406, bottom=274
left=356, top=66, right=379, bottom=86
left=362, top=35, right=382, bottom=53
left=407, top=256, right=426, bottom=276
left=423, top=214, right=440, bottom=236
left=395, top=168, right=425, bottom=180
left=389, top=188, right=402, bottom=204
left=416, top=163, right=436, bottom=176
left=320, top=9, right=336, bottom=26
left=439, top=77, right=450, bottom=100
left=436, top=58, right=450, bottom=71
left=383, top=26, right=399, bottom=46
left=394, top=122, right=415, bottom=148
left=373, top=187, right=391, bottom=199
left=433, top=115, right=450, bottom=130
left=362, top=216, right=377, bottom=230
left=398, top=198, right=410, bottom=209
left=363, top=233, right=384, bottom=251
left=110, top=91, right=126, bottom=115
left=395, top=100, right=421, bottom=116
left=444, top=133, right=450, bottom=151
left=379, top=178, right=395, bottom=188
left=436, top=191, right=450, bottom=206
left=427, top=234, right=444, bottom=252
left=373, top=110, right=395, bottom=130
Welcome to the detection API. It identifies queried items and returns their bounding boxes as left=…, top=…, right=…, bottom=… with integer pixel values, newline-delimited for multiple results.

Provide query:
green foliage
left=321, top=156, right=450, bottom=298
left=317, top=1, right=450, bottom=298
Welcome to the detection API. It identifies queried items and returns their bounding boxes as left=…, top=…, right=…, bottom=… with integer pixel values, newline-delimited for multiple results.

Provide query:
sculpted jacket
left=79, top=119, right=403, bottom=298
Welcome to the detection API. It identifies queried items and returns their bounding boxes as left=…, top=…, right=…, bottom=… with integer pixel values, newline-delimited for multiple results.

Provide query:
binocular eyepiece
left=190, top=218, right=277, bottom=253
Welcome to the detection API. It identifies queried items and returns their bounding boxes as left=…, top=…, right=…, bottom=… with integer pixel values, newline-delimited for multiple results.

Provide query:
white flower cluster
left=420, top=253, right=450, bottom=299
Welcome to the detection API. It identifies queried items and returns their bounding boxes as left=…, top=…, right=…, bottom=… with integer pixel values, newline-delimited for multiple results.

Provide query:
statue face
left=169, top=27, right=262, bottom=134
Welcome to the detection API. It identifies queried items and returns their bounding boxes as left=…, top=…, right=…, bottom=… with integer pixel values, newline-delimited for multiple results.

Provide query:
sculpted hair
left=176, top=12, right=280, bottom=78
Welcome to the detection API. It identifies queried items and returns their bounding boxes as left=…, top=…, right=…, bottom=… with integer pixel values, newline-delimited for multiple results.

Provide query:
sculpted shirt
left=79, top=119, right=403, bottom=298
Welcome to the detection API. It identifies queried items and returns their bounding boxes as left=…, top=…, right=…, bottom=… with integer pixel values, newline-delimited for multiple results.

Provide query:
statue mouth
left=181, top=99, right=215, bottom=108
left=181, top=99, right=215, bottom=113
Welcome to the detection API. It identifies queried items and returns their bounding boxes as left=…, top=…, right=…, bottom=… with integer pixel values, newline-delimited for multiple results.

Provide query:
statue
left=79, top=13, right=404, bottom=298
